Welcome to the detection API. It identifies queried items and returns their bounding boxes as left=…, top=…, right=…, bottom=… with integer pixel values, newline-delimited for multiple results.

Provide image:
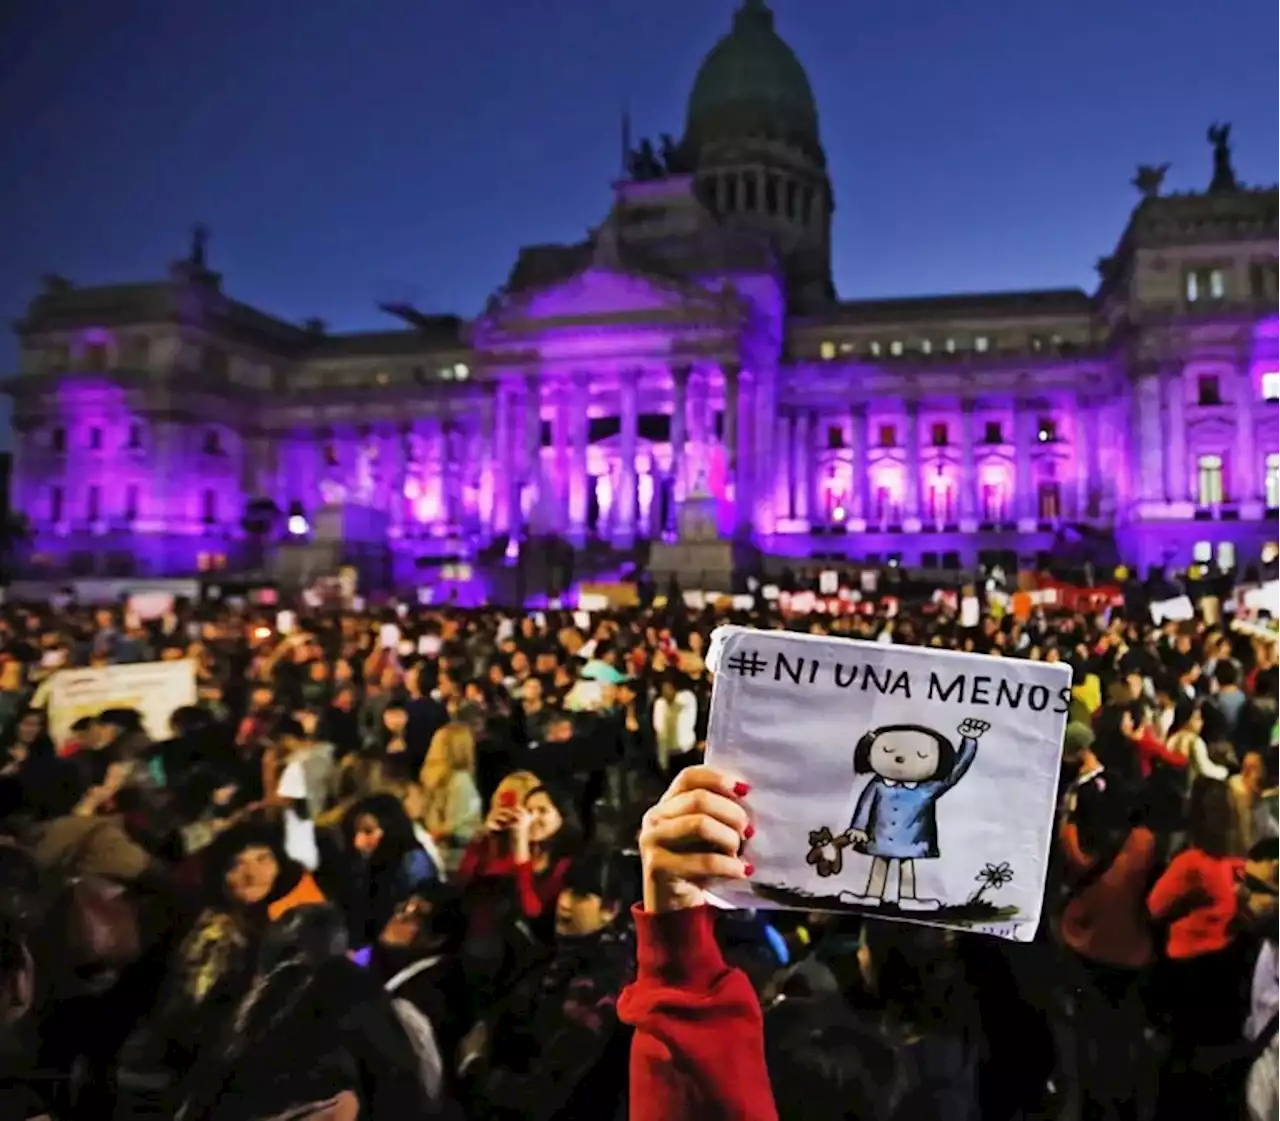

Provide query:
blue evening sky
left=0, top=0, right=1275, bottom=447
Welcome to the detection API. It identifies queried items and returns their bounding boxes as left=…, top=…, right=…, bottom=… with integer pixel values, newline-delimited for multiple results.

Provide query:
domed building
left=6, top=2, right=1278, bottom=596
left=683, top=0, right=834, bottom=308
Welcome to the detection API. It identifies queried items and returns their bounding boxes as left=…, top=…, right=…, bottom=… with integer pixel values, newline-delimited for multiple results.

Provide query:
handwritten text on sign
left=704, top=626, right=1070, bottom=942
left=720, top=644, right=1071, bottom=715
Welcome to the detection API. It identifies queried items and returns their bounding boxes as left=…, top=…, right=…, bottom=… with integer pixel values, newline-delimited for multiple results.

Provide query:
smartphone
left=499, top=790, right=518, bottom=809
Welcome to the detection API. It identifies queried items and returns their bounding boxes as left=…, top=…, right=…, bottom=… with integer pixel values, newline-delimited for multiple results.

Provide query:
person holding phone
left=456, top=773, right=579, bottom=927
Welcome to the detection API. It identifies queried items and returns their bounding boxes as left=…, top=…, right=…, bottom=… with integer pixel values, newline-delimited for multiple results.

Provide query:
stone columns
left=154, top=421, right=182, bottom=526
left=384, top=428, right=405, bottom=531
left=850, top=404, right=869, bottom=522
left=752, top=366, right=776, bottom=534
left=959, top=401, right=978, bottom=523
left=1235, top=368, right=1258, bottom=503
left=774, top=412, right=791, bottom=521
left=1075, top=395, right=1093, bottom=520
left=689, top=370, right=711, bottom=490
left=490, top=382, right=511, bottom=535
left=567, top=372, right=590, bottom=545
left=518, top=373, right=540, bottom=536
left=723, top=364, right=740, bottom=481
left=793, top=410, right=810, bottom=522
left=1162, top=368, right=1187, bottom=503
left=669, top=365, right=688, bottom=501
left=734, top=369, right=754, bottom=534
left=903, top=402, right=921, bottom=527
left=1013, top=398, right=1033, bottom=522
left=440, top=418, right=462, bottom=528
left=616, top=369, right=638, bottom=546
left=1130, top=371, right=1164, bottom=505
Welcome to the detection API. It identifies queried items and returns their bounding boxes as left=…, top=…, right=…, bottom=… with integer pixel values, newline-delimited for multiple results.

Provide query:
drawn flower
left=968, top=861, right=1015, bottom=904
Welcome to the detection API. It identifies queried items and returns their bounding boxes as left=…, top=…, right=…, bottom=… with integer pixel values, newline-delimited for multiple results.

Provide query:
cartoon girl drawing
left=835, top=717, right=988, bottom=911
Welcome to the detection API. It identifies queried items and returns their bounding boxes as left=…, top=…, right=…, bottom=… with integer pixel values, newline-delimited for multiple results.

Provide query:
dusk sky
left=0, top=0, right=1275, bottom=438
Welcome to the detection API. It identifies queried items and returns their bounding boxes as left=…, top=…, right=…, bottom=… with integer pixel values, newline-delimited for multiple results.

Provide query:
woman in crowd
left=1058, top=780, right=1160, bottom=1120
left=1148, top=776, right=1250, bottom=1113
left=419, top=722, right=483, bottom=874
left=340, top=792, right=439, bottom=949
left=1165, top=697, right=1229, bottom=786
left=457, top=774, right=578, bottom=925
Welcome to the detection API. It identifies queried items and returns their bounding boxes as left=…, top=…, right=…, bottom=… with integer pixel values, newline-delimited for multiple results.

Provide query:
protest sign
left=47, top=660, right=198, bottom=746
left=704, top=626, right=1070, bottom=941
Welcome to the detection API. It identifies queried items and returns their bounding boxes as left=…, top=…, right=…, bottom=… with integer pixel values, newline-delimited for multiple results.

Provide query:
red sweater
left=456, top=836, right=569, bottom=919
left=1147, top=847, right=1245, bottom=959
left=1059, top=823, right=1157, bottom=968
left=617, top=905, right=777, bottom=1121
left=1132, top=729, right=1188, bottom=777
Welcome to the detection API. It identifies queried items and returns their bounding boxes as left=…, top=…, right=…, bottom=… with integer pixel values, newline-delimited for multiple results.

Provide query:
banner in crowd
left=47, top=660, right=198, bottom=746
left=704, top=626, right=1070, bottom=942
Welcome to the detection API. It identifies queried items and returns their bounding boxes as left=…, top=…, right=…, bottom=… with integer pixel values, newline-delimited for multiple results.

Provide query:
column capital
left=670, top=362, right=692, bottom=386
left=722, top=362, right=741, bottom=384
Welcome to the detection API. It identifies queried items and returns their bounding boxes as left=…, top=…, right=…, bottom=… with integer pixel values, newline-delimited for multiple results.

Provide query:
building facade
left=7, top=1, right=1279, bottom=586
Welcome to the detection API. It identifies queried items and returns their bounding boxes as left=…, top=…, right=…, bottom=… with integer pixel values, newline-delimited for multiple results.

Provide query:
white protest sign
left=46, top=659, right=198, bottom=746
left=704, top=626, right=1070, bottom=942
left=1149, top=596, right=1194, bottom=625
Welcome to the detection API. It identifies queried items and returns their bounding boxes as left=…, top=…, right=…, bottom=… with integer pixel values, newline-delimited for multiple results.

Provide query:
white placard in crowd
left=960, top=596, right=981, bottom=628
left=379, top=623, right=401, bottom=649
left=126, top=591, right=174, bottom=622
left=47, top=659, right=198, bottom=746
left=818, top=570, right=839, bottom=595
left=1149, top=595, right=1195, bottom=625
left=276, top=610, right=297, bottom=635
left=704, top=626, right=1070, bottom=942
left=1243, top=582, right=1280, bottom=616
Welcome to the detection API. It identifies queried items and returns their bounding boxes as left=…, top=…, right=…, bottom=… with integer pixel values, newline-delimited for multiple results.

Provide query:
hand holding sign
left=639, top=766, right=752, bottom=913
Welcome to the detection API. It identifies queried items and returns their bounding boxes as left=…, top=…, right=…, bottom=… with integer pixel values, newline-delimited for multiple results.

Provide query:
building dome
left=685, top=1, right=820, bottom=155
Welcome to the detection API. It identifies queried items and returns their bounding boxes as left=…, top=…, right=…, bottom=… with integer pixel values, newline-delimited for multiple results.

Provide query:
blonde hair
left=419, top=722, right=477, bottom=794
left=489, top=769, right=539, bottom=815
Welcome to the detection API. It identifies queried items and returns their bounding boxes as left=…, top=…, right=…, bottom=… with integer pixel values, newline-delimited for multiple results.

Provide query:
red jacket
left=618, top=905, right=777, bottom=1121
left=1132, top=729, right=1188, bottom=778
left=1148, top=847, right=1245, bottom=959
left=456, top=836, right=569, bottom=920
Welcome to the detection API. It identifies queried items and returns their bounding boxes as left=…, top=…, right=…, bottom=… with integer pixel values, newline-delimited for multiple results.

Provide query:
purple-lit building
left=7, top=1, right=1279, bottom=588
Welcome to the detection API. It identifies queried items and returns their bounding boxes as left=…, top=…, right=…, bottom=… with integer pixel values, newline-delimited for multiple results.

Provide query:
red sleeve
left=1058, top=820, right=1090, bottom=873
left=617, top=905, right=777, bottom=1121
left=1136, top=731, right=1188, bottom=770
left=1148, top=851, right=1198, bottom=921
left=513, top=856, right=569, bottom=918
left=457, top=836, right=490, bottom=882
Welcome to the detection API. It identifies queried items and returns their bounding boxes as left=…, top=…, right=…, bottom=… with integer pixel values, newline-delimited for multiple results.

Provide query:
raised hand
left=639, top=765, right=752, bottom=913
left=957, top=718, right=991, bottom=739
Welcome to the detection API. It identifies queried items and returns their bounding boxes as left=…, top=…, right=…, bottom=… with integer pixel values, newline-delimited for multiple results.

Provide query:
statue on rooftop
left=626, top=138, right=664, bottom=181
left=1207, top=123, right=1238, bottom=192
left=1131, top=163, right=1170, bottom=198
left=659, top=133, right=688, bottom=174
left=189, top=223, right=210, bottom=269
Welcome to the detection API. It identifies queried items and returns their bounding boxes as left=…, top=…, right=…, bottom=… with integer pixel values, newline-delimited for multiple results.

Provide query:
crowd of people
left=0, top=585, right=1275, bottom=1120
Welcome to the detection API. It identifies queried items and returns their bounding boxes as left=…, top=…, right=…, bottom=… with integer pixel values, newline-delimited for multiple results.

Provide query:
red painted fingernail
left=743, top=863, right=755, bottom=877
left=733, top=782, right=751, bottom=797
left=743, top=824, right=755, bottom=840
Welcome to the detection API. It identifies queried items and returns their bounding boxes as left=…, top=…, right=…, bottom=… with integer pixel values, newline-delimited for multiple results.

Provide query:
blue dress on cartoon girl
left=849, top=737, right=978, bottom=859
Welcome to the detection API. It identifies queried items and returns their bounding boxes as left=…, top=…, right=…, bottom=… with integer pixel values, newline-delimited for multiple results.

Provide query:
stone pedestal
left=647, top=488, right=738, bottom=592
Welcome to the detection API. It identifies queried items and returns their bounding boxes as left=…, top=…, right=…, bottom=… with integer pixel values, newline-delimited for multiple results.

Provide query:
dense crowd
left=0, top=588, right=1275, bottom=1121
